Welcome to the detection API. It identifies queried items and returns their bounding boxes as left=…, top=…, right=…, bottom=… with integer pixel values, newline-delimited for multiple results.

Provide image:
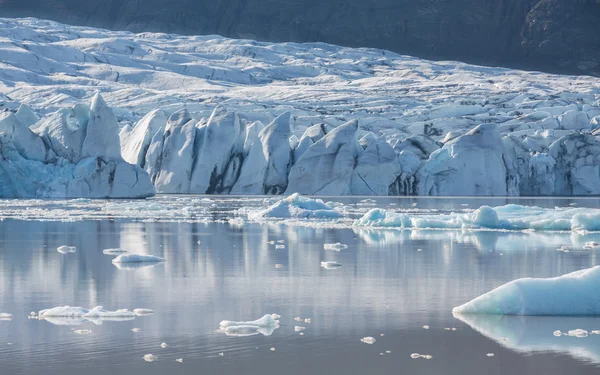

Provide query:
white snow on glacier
left=1, top=17, right=600, bottom=196
left=453, top=266, right=600, bottom=315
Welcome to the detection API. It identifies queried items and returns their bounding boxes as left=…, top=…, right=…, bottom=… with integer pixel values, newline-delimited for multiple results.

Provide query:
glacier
left=453, top=266, right=600, bottom=316
left=1, top=18, right=600, bottom=196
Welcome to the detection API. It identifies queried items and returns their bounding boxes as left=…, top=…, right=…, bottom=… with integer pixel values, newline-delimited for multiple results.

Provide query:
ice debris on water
left=176, top=358, right=183, bottom=363
left=72, top=329, right=91, bottom=335
left=360, top=337, right=376, bottom=344
left=295, top=326, right=306, bottom=332
left=57, top=245, right=76, bottom=254
left=320, top=261, right=342, bottom=269
left=422, top=325, right=430, bottom=329
left=0, top=313, right=13, bottom=321
left=323, top=243, right=348, bottom=251
left=275, top=245, right=285, bottom=249
left=37, top=306, right=136, bottom=325
left=270, top=347, right=276, bottom=352
left=410, top=353, right=433, bottom=359
left=131, top=328, right=141, bottom=333
left=275, top=264, right=284, bottom=269
left=305, top=318, right=311, bottom=323
left=219, top=314, right=280, bottom=337
left=143, top=354, right=157, bottom=362
left=453, top=266, right=600, bottom=316
left=112, top=254, right=165, bottom=263
left=249, top=193, right=342, bottom=220
left=486, top=353, right=495, bottom=357
left=133, top=308, right=155, bottom=316
left=554, top=329, right=589, bottom=338
left=160, top=342, right=168, bottom=348
left=294, top=317, right=302, bottom=322
left=102, top=248, right=127, bottom=255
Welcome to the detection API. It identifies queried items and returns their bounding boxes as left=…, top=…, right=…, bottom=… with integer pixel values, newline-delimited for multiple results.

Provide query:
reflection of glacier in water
left=455, top=313, right=600, bottom=365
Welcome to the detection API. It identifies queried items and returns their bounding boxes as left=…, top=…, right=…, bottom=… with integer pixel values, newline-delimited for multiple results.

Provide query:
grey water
left=1, top=196, right=600, bottom=374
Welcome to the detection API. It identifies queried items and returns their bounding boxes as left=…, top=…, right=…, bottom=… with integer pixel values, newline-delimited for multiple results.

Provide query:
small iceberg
left=323, top=243, right=348, bottom=251
left=103, top=248, right=128, bottom=255
left=143, top=354, right=157, bottom=362
left=133, top=308, right=155, bottom=316
left=354, top=205, right=600, bottom=232
left=218, top=314, right=280, bottom=337
left=320, top=261, right=342, bottom=269
left=112, top=254, right=165, bottom=263
left=37, top=306, right=136, bottom=325
left=453, top=266, right=600, bottom=315
left=57, top=245, right=77, bottom=254
left=249, top=193, right=342, bottom=220
left=360, top=337, right=376, bottom=344
left=0, top=313, right=13, bottom=321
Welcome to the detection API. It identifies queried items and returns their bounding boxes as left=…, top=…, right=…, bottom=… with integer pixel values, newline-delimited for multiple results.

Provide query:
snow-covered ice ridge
left=2, top=18, right=600, bottom=196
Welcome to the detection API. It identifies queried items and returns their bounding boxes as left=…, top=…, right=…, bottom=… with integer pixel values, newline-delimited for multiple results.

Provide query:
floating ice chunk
left=38, top=306, right=136, bottom=325
left=103, top=248, right=128, bottom=255
left=275, top=264, right=284, bottom=269
left=277, top=240, right=285, bottom=243
left=249, top=193, right=342, bottom=220
left=410, top=353, right=432, bottom=359
left=360, top=337, right=376, bottom=344
left=275, top=245, right=285, bottom=249
left=453, top=266, right=600, bottom=316
left=304, top=318, right=311, bottom=323
left=585, top=241, right=600, bottom=249
left=113, top=262, right=165, bottom=270
left=323, top=243, right=348, bottom=251
left=386, top=350, right=391, bottom=354
left=219, top=352, right=224, bottom=356
left=320, top=261, right=342, bottom=269
left=143, top=354, right=157, bottom=362
left=219, top=314, right=280, bottom=337
left=299, top=332, right=304, bottom=336
left=133, top=308, right=155, bottom=316
left=57, top=245, right=76, bottom=254
left=553, top=330, right=562, bottom=337
left=270, top=347, right=276, bottom=352
left=486, top=353, right=495, bottom=357
left=567, top=329, right=589, bottom=338
left=112, top=254, right=165, bottom=263
left=422, top=325, right=430, bottom=329
left=160, top=342, right=168, bottom=348
left=176, top=358, right=183, bottom=363
left=0, top=313, right=13, bottom=321
left=72, top=329, right=91, bottom=335
left=131, top=328, right=141, bottom=333
left=294, top=317, right=302, bottom=322
left=295, top=326, right=306, bottom=332
left=271, top=314, right=281, bottom=319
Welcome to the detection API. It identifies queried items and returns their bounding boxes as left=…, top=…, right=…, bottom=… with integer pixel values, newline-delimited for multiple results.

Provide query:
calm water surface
left=0, top=196, right=600, bottom=374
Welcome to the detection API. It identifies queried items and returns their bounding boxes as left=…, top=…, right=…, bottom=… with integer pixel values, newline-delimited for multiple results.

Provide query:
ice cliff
left=0, top=94, right=154, bottom=198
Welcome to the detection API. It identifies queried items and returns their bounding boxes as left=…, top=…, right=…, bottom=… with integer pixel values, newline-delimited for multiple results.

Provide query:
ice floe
left=218, top=314, right=280, bottom=337
left=323, top=243, right=348, bottom=251
left=112, top=254, right=165, bottom=263
left=320, top=261, right=342, bottom=269
left=453, top=266, right=600, bottom=315
left=37, top=306, right=136, bottom=325
left=143, top=354, right=157, bottom=362
left=57, top=245, right=76, bottom=254
left=102, top=248, right=128, bottom=255
left=133, top=308, right=155, bottom=316
left=360, top=337, right=376, bottom=344
left=0, top=313, right=13, bottom=321
left=249, top=193, right=342, bottom=220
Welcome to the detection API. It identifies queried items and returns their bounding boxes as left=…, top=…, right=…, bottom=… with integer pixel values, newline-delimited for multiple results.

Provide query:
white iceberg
left=133, top=308, right=155, bottom=316
left=453, top=266, right=600, bottom=315
left=102, top=248, right=128, bottom=255
left=0, top=313, right=13, bottom=321
left=249, top=193, right=342, bottom=220
left=218, top=314, right=280, bottom=337
left=112, top=254, right=165, bottom=263
left=320, top=261, right=342, bottom=269
left=57, top=245, right=77, bottom=254
left=323, top=243, right=348, bottom=251
left=38, top=306, right=136, bottom=325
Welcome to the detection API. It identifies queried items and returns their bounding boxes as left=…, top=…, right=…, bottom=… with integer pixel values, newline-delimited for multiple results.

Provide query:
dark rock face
left=0, top=0, right=598, bottom=76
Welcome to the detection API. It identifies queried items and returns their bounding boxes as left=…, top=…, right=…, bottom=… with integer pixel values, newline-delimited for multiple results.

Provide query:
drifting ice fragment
left=112, top=254, right=165, bottom=263
left=486, top=353, right=495, bottom=357
left=295, top=326, right=306, bottom=332
left=57, top=245, right=76, bottom=254
left=323, top=243, right=348, bottom=251
left=320, top=261, right=342, bottom=269
left=176, top=358, right=183, bottom=363
left=219, top=314, right=280, bottom=337
left=131, top=328, right=141, bottom=333
left=72, top=329, right=91, bottom=335
left=360, top=337, right=376, bottom=344
left=133, top=308, right=155, bottom=316
left=0, top=313, right=13, bottom=321
left=103, top=248, right=128, bottom=255
left=249, top=193, right=342, bottom=220
left=143, top=354, right=157, bottom=362
left=160, top=342, right=168, bottom=348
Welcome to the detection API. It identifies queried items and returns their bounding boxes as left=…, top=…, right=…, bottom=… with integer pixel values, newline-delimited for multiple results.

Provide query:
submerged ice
left=453, top=266, right=600, bottom=316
